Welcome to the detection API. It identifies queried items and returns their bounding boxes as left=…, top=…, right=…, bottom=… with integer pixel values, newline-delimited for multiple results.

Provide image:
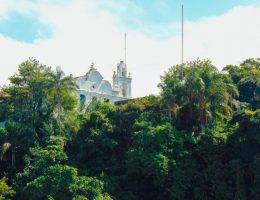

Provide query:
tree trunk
left=11, top=147, right=15, bottom=168
left=199, top=99, right=207, bottom=131
left=235, top=161, right=246, bottom=200
left=58, top=90, right=61, bottom=135
left=58, top=98, right=61, bottom=134
left=168, top=106, right=172, bottom=124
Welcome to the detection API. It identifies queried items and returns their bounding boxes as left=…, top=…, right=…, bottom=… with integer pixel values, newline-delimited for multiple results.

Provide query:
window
left=104, top=98, right=110, bottom=103
left=80, top=94, right=86, bottom=104
left=90, top=83, right=97, bottom=90
left=122, top=83, right=128, bottom=97
left=122, top=89, right=126, bottom=97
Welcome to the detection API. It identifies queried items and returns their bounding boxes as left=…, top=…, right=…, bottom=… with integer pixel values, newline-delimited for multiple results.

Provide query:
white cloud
left=0, top=1, right=260, bottom=98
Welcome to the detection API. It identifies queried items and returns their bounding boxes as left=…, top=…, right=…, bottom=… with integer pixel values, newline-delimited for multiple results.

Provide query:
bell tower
left=112, top=33, right=131, bottom=98
left=113, top=61, right=131, bottom=98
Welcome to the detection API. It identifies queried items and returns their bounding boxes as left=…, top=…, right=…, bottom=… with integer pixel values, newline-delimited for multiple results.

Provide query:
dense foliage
left=0, top=58, right=259, bottom=199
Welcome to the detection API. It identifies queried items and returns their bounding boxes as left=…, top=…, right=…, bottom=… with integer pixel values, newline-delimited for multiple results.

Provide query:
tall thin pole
left=125, top=32, right=127, bottom=65
left=181, top=4, right=184, bottom=80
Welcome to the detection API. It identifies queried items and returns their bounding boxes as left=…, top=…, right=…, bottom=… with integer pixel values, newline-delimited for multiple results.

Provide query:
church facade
left=76, top=61, right=132, bottom=105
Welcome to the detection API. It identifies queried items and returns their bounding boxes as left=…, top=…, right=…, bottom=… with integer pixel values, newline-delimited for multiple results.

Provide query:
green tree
left=223, top=58, right=260, bottom=110
left=126, top=121, right=196, bottom=200
left=0, top=59, right=53, bottom=168
left=15, top=136, right=112, bottom=200
left=227, top=109, right=260, bottom=199
left=1, top=58, right=260, bottom=199
left=159, top=59, right=238, bottom=132
left=48, top=67, right=78, bottom=134
left=0, top=177, right=15, bottom=200
left=0, top=59, right=78, bottom=169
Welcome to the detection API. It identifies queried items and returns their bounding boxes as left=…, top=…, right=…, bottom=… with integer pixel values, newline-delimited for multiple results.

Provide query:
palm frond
left=0, top=142, right=11, bottom=160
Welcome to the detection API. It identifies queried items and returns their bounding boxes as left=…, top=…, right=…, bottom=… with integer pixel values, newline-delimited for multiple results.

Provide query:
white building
left=76, top=61, right=132, bottom=105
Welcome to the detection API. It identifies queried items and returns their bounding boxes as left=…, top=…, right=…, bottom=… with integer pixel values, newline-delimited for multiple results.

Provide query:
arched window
left=122, top=83, right=128, bottom=97
left=80, top=94, right=86, bottom=104
left=122, top=89, right=126, bottom=97
left=104, top=98, right=110, bottom=103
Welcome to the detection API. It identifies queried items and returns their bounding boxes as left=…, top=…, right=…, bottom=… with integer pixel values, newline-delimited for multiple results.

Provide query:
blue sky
left=100, top=0, right=259, bottom=25
left=0, top=0, right=260, bottom=97
left=98, top=0, right=260, bottom=39
left=0, top=11, right=52, bottom=43
left=1, top=0, right=259, bottom=43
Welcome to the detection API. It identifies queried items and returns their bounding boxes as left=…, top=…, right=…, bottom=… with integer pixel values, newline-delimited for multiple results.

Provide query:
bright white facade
left=76, top=61, right=132, bottom=105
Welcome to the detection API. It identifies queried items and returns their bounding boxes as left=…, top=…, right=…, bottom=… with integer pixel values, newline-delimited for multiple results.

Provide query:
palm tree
left=49, top=67, right=78, bottom=134
left=160, top=59, right=238, bottom=131
left=0, top=143, right=11, bottom=162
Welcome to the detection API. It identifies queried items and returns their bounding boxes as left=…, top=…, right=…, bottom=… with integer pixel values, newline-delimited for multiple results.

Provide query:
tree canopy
left=0, top=58, right=259, bottom=200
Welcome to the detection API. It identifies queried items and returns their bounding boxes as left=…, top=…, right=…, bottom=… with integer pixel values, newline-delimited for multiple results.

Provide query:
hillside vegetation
left=0, top=58, right=260, bottom=200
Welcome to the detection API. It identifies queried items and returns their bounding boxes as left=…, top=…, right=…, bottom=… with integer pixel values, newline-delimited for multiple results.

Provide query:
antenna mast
left=125, top=32, right=127, bottom=65
left=181, top=4, right=184, bottom=80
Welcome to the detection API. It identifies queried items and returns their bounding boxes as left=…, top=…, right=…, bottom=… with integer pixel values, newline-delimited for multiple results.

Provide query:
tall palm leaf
left=48, top=68, right=78, bottom=134
left=0, top=142, right=11, bottom=160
